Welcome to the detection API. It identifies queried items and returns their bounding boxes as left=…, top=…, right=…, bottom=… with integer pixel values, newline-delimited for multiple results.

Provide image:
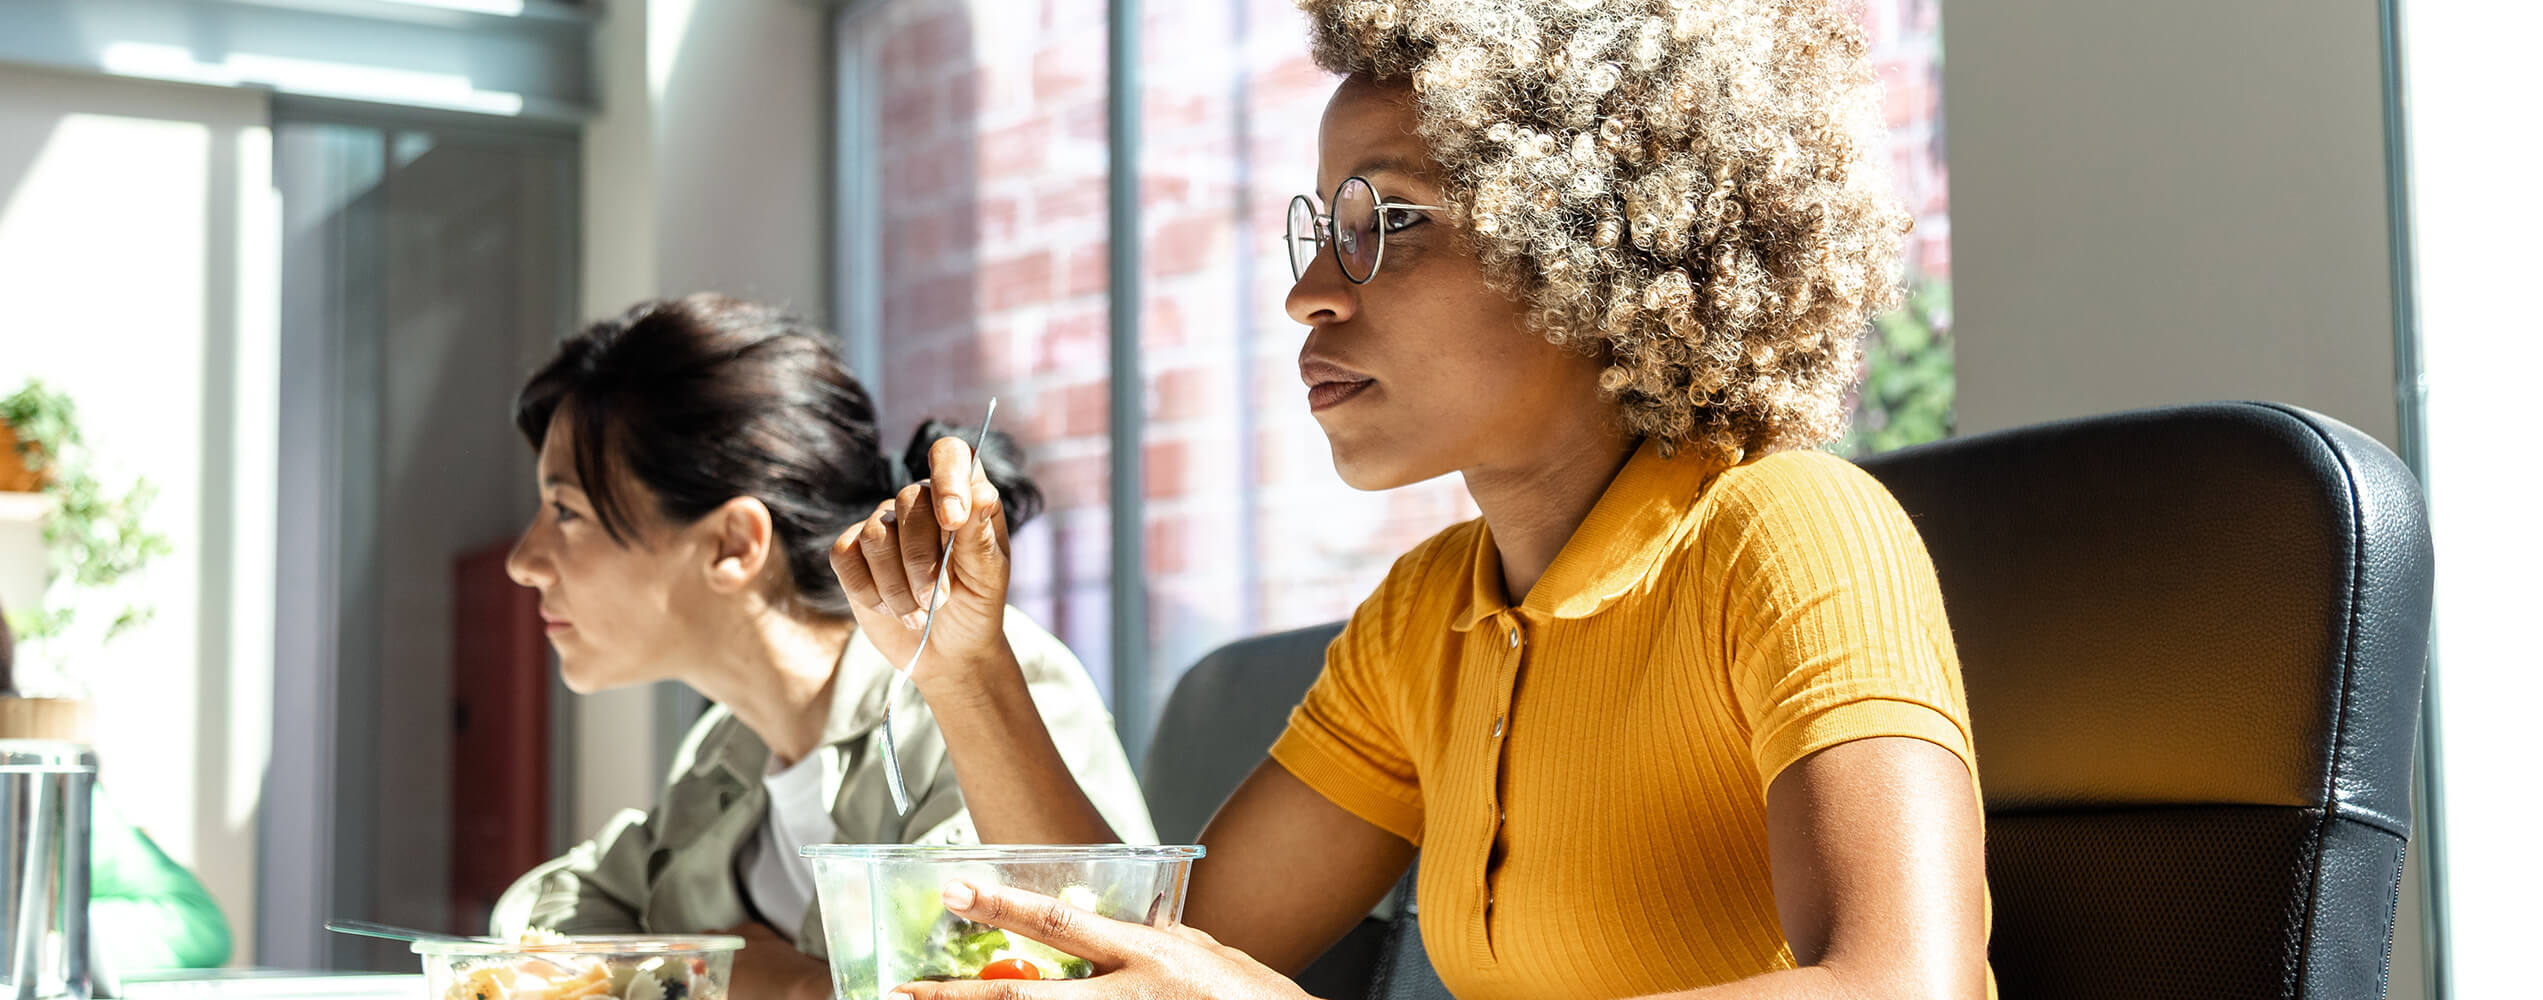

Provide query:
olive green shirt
left=489, top=608, right=1156, bottom=958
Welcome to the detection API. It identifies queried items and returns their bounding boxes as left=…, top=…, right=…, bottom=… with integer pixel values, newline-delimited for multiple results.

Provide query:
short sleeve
left=1267, top=546, right=1439, bottom=844
left=1707, top=453, right=1978, bottom=789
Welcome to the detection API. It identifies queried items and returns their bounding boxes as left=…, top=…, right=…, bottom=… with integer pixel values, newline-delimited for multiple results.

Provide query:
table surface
left=117, top=970, right=424, bottom=1000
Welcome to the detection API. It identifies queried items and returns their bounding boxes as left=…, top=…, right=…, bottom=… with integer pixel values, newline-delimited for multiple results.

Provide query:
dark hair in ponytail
left=514, top=294, right=1041, bottom=618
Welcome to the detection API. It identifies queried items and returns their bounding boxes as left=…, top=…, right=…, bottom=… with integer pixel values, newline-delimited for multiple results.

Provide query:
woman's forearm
left=1634, top=961, right=1980, bottom=1000
left=918, top=645, right=1121, bottom=846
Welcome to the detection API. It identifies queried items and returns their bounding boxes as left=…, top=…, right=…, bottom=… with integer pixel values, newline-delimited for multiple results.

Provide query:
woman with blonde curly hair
left=833, top=2, right=1991, bottom=998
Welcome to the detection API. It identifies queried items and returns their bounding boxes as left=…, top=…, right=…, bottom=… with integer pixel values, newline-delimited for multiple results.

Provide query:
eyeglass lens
left=1332, top=177, right=1379, bottom=282
left=1287, top=195, right=1319, bottom=281
left=1286, top=178, right=1387, bottom=283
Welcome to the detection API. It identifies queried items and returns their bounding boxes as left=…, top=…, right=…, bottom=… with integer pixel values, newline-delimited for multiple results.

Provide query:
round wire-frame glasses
left=1285, top=176, right=1446, bottom=284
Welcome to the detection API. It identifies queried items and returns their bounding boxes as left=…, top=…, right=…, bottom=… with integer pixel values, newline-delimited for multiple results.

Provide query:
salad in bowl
left=802, top=844, right=1202, bottom=998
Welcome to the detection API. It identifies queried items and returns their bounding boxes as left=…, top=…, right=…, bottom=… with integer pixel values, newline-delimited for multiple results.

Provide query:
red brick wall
left=847, top=0, right=1949, bottom=717
left=859, top=0, right=1122, bottom=675
left=1864, top=0, right=1951, bottom=283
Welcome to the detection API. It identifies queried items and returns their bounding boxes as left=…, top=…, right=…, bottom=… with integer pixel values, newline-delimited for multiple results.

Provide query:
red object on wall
left=450, top=540, right=548, bottom=935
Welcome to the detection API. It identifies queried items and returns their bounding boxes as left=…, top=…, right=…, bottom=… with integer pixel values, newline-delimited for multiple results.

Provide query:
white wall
left=1944, top=0, right=2400, bottom=447
left=648, top=0, right=830, bottom=315
left=1942, top=2, right=2423, bottom=995
left=580, top=0, right=657, bottom=318
left=567, top=0, right=832, bottom=841
left=580, top=0, right=827, bottom=314
left=0, top=65, right=277, bottom=964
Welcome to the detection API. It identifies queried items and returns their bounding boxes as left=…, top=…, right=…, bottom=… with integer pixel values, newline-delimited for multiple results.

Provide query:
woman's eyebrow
left=1348, top=153, right=1427, bottom=183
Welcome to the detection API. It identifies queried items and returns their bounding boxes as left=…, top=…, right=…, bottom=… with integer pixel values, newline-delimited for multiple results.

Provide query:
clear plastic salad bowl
left=803, top=844, right=1204, bottom=1000
left=412, top=934, right=742, bottom=1000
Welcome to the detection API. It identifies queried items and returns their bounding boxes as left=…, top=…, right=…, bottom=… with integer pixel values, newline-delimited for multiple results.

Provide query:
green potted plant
left=0, top=380, right=171, bottom=726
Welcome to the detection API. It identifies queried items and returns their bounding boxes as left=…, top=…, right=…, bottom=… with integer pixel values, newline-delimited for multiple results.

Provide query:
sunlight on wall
left=0, top=73, right=279, bottom=964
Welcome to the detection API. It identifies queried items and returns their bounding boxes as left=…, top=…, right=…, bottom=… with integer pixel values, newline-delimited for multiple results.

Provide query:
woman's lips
left=540, top=610, right=572, bottom=635
left=1307, top=379, right=1375, bottom=412
left=1300, top=358, right=1376, bottom=413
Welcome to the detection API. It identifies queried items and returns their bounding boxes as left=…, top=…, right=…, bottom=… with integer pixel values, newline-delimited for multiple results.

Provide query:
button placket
left=1491, top=620, right=1522, bottom=741
left=1475, top=614, right=1526, bottom=960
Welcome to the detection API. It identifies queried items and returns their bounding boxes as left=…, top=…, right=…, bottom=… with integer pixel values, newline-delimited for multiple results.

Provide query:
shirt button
left=1506, top=626, right=1521, bottom=649
left=1491, top=715, right=1505, bottom=738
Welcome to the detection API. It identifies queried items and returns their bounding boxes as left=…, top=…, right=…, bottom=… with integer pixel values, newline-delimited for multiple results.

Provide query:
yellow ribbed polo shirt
left=1270, top=441, right=1991, bottom=999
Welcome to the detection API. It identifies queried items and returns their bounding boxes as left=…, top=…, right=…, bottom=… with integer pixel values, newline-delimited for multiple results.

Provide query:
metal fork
left=879, top=398, right=997, bottom=815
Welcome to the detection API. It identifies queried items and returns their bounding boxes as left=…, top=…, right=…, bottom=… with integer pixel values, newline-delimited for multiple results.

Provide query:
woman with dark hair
left=489, top=295, right=1152, bottom=999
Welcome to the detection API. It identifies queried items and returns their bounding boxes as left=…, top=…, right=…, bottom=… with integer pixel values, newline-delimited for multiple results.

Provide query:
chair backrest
left=1142, top=623, right=1406, bottom=999
left=1856, top=402, right=2432, bottom=999
left=1142, top=622, right=1345, bottom=844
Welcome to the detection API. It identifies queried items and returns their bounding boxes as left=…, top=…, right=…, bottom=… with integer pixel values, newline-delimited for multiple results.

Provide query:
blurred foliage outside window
left=1839, top=277, right=1954, bottom=457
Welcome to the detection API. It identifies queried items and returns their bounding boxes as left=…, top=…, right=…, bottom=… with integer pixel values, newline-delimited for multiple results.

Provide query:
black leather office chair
left=1144, top=402, right=2431, bottom=1000
left=1858, top=402, right=2431, bottom=998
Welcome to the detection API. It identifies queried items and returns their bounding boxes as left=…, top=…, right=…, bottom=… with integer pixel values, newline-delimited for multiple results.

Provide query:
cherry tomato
left=978, top=959, right=1042, bottom=981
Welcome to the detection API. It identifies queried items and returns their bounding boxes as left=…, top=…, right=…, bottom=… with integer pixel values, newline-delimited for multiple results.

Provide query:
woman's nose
left=1284, top=247, right=1358, bottom=327
left=505, top=524, right=553, bottom=589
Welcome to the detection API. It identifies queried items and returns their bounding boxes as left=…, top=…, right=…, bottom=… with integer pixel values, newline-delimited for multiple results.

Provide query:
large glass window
left=1844, top=0, right=1952, bottom=456
left=1126, top=0, right=1483, bottom=730
left=273, top=118, right=577, bottom=966
left=2396, top=2, right=2543, bottom=994
left=838, top=0, right=1121, bottom=686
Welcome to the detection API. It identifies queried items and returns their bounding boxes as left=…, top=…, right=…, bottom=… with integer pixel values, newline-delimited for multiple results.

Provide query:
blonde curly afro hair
left=1302, top=0, right=1910, bottom=458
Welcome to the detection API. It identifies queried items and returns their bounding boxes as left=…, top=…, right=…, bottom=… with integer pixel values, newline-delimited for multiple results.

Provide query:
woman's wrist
left=911, top=641, right=1028, bottom=715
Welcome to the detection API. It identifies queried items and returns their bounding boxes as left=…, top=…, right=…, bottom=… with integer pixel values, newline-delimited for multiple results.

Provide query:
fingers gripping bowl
left=803, top=844, right=1204, bottom=999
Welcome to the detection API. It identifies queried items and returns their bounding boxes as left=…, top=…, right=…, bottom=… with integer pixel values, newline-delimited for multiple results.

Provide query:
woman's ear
left=703, top=496, right=777, bottom=594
